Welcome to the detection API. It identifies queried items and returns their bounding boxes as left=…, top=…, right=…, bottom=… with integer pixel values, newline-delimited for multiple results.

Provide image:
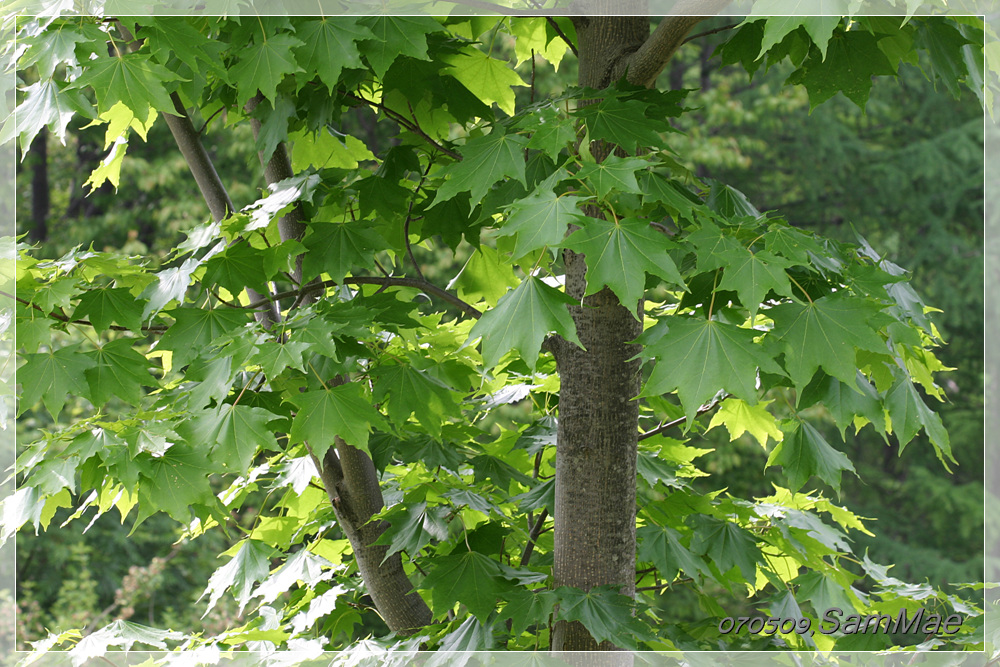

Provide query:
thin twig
left=5, top=292, right=168, bottom=334
left=196, top=106, right=225, bottom=135
left=636, top=577, right=692, bottom=593
left=680, top=22, right=739, bottom=46
left=545, top=17, right=578, bottom=57
left=519, top=508, right=549, bottom=568
left=404, top=162, right=435, bottom=283
left=243, top=277, right=482, bottom=321
left=340, top=91, right=461, bottom=161
left=638, top=393, right=727, bottom=441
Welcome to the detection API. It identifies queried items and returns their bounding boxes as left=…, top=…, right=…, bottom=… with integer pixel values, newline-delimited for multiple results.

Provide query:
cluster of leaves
left=6, top=11, right=985, bottom=656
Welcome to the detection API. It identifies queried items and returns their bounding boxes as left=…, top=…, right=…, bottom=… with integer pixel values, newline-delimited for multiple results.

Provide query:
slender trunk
left=551, top=15, right=649, bottom=653
left=244, top=97, right=433, bottom=635
left=552, top=10, right=711, bottom=651
left=319, top=442, right=433, bottom=634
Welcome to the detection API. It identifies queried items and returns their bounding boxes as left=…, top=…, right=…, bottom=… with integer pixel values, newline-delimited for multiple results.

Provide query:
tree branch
left=681, top=22, right=739, bottom=46
left=112, top=20, right=280, bottom=327
left=6, top=292, right=168, bottom=334
left=340, top=90, right=461, bottom=161
left=637, top=393, right=727, bottom=441
left=624, top=15, right=709, bottom=88
left=404, top=161, right=435, bottom=283
left=546, top=17, right=578, bottom=57
left=520, top=508, right=550, bottom=568
left=636, top=577, right=692, bottom=592
left=244, top=276, right=483, bottom=321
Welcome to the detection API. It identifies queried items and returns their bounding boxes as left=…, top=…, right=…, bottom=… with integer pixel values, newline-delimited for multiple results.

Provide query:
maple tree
left=4, top=7, right=989, bottom=659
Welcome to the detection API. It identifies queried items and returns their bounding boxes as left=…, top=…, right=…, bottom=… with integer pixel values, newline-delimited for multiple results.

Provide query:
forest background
left=0, top=6, right=991, bottom=659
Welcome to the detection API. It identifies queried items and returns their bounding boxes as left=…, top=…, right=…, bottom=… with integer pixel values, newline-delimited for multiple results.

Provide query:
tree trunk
left=243, top=99, right=434, bottom=635
left=319, top=442, right=433, bottom=634
left=552, top=10, right=712, bottom=651
left=551, top=15, right=649, bottom=653
left=28, top=127, right=49, bottom=243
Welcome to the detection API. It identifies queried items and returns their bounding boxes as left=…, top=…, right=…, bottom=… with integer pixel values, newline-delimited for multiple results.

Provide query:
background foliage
left=6, top=11, right=986, bottom=658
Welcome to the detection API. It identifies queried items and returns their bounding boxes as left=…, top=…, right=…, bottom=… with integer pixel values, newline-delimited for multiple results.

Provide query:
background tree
left=4, top=8, right=986, bottom=657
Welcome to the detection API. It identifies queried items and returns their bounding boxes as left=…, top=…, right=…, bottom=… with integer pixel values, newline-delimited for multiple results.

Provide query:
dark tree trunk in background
left=28, top=127, right=49, bottom=243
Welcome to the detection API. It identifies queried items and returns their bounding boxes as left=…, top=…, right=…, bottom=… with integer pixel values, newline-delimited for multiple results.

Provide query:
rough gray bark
left=245, top=96, right=434, bottom=636
left=551, top=12, right=709, bottom=652
left=317, top=441, right=433, bottom=634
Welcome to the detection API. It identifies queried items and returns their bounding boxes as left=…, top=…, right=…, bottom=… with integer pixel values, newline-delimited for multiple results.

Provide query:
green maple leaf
left=84, top=339, right=155, bottom=406
left=18, top=24, right=95, bottom=79
left=768, top=295, right=890, bottom=392
left=563, top=216, right=685, bottom=315
left=510, top=478, right=554, bottom=514
left=636, top=451, right=684, bottom=489
left=717, top=21, right=766, bottom=79
left=184, top=355, right=236, bottom=410
left=800, top=372, right=886, bottom=438
left=300, top=222, right=388, bottom=283
left=421, top=551, right=514, bottom=622
left=523, top=105, right=577, bottom=157
left=787, top=29, right=896, bottom=109
left=200, top=539, right=273, bottom=615
left=717, top=248, right=794, bottom=316
left=467, top=276, right=582, bottom=371
left=293, top=19, right=374, bottom=92
left=231, top=33, right=304, bottom=106
left=140, top=257, right=201, bottom=319
left=156, top=308, right=250, bottom=368
left=767, top=420, right=856, bottom=494
left=707, top=398, right=783, bottom=447
left=134, top=443, right=220, bottom=524
left=70, top=53, right=179, bottom=121
left=917, top=19, right=974, bottom=98
left=201, top=241, right=269, bottom=295
left=288, top=384, right=382, bottom=458
left=444, top=50, right=527, bottom=116
left=500, top=588, right=557, bottom=637
left=637, top=524, right=707, bottom=580
left=885, top=377, right=953, bottom=466
left=358, top=16, right=440, bottom=78
left=372, top=363, right=458, bottom=438
left=435, top=130, right=529, bottom=205
left=454, top=245, right=519, bottom=307
left=576, top=155, right=648, bottom=200
left=248, top=340, right=309, bottom=378
left=72, top=620, right=183, bottom=657
left=469, top=454, right=533, bottom=490
left=758, top=16, right=841, bottom=60
left=707, top=180, right=760, bottom=219
left=373, top=501, right=450, bottom=557
left=18, top=343, right=96, bottom=419
left=685, top=222, right=746, bottom=272
left=763, top=223, right=828, bottom=265
left=73, top=287, right=145, bottom=333
left=188, top=404, right=280, bottom=473
left=355, top=175, right=410, bottom=222
left=689, top=515, right=762, bottom=583
left=555, top=586, right=656, bottom=649
left=14, top=81, right=92, bottom=155
left=143, top=17, right=227, bottom=79
left=575, top=96, right=666, bottom=153
left=793, top=571, right=856, bottom=619
left=639, top=318, right=781, bottom=423
left=498, top=189, right=588, bottom=258
left=438, top=615, right=495, bottom=651
left=642, top=173, right=705, bottom=223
